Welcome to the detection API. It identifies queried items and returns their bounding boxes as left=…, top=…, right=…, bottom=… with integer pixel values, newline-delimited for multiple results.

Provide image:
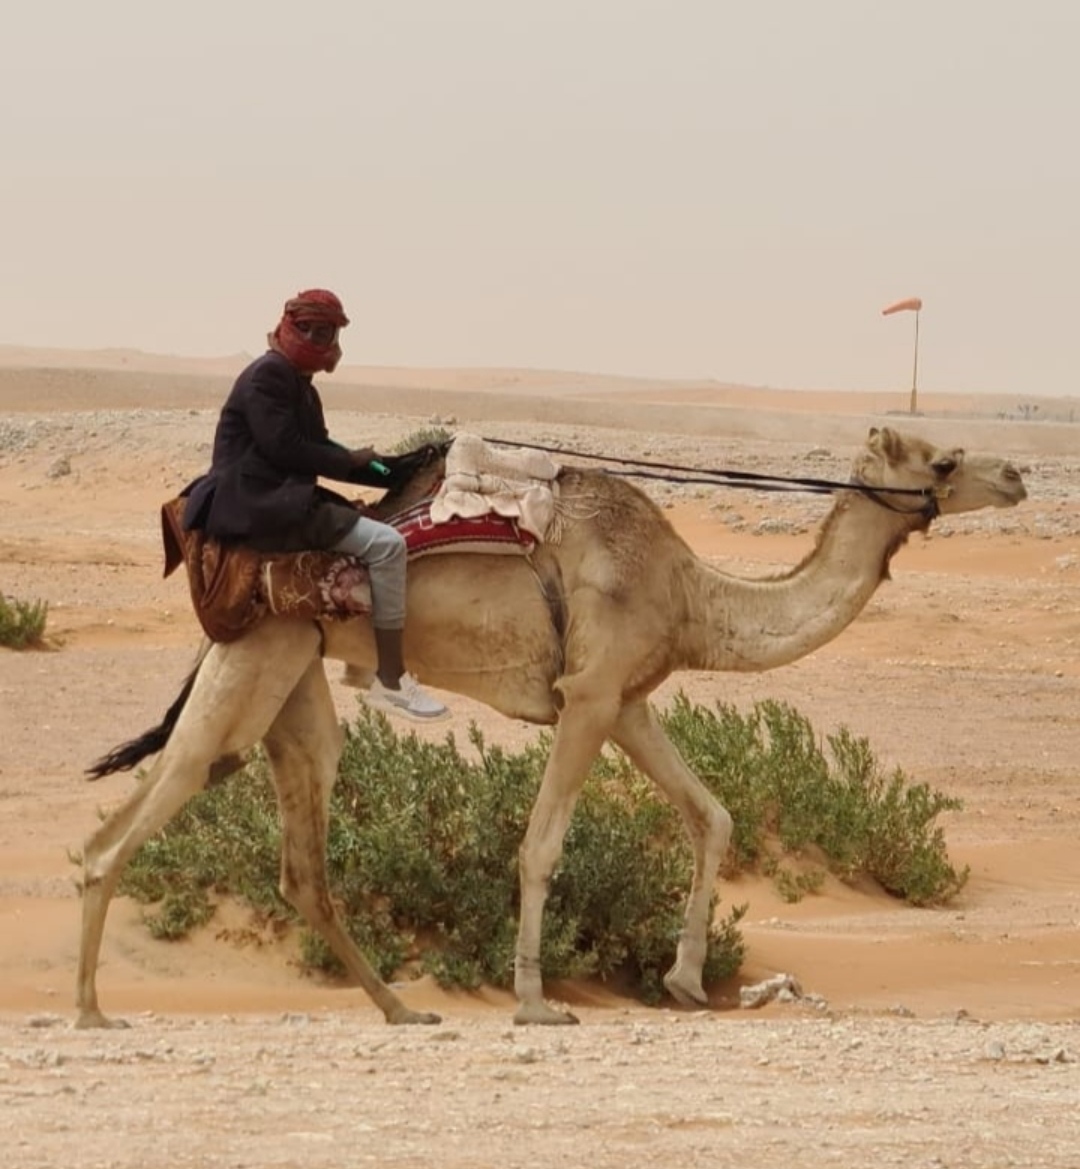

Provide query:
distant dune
left=0, top=344, right=252, bottom=378
left=1, top=344, right=1075, bottom=454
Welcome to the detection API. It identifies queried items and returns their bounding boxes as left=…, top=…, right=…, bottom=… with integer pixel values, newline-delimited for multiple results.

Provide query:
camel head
left=851, top=427, right=1027, bottom=518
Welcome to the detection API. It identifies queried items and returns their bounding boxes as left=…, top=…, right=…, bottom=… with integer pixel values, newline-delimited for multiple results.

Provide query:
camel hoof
left=513, top=1001, right=580, bottom=1026
left=663, top=970, right=708, bottom=1009
left=75, top=1010, right=132, bottom=1031
left=388, top=1008, right=442, bottom=1026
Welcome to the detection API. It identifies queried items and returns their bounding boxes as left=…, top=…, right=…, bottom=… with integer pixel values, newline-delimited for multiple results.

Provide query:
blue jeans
left=331, top=516, right=407, bottom=629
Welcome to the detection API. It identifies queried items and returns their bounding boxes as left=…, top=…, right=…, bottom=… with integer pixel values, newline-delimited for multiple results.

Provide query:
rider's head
left=269, top=289, right=350, bottom=374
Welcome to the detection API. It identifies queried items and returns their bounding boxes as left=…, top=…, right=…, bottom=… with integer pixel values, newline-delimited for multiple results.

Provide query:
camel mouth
left=991, top=465, right=1027, bottom=507
left=988, top=485, right=1026, bottom=508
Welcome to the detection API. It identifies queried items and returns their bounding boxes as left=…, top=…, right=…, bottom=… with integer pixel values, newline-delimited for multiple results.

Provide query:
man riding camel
left=182, top=288, right=448, bottom=721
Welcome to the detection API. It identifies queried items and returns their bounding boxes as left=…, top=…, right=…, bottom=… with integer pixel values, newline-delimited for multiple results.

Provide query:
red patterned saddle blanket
left=161, top=496, right=534, bottom=643
left=260, top=498, right=535, bottom=622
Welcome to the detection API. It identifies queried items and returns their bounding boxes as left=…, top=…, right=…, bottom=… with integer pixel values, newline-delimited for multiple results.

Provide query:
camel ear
left=867, top=426, right=904, bottom=463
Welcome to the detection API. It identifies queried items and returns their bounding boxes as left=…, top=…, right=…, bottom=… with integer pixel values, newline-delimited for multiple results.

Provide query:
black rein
left=482, top=437, right=941, bottom=521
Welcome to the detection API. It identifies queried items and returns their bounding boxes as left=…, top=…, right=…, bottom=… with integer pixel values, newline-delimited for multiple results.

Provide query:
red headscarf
left=268, top=289, right=350, bottom=374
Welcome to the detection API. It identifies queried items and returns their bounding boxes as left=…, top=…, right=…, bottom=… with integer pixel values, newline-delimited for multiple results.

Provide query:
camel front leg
left=514, top=679, right=617, bottom=1025
left=263, top=659, right=439, bottom=1025
left=611, top=699, right=733, bottom=1008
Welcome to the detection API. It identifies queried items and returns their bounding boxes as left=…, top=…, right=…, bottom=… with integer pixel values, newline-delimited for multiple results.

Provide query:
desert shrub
left=114, top=695, right=966, bottom=1001
left=660, top=695, right=968, bottom=905
left=392, top=426, right=453, bottom=453
left=117, top=706, right=744, bottom=1001
left=115, top=766, right=285, bottom=937
left=0, top=592, right=48, bottom=649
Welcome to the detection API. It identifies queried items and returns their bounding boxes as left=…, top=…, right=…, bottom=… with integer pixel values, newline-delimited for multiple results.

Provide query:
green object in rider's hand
left=370, top=459, right=391, bottom=476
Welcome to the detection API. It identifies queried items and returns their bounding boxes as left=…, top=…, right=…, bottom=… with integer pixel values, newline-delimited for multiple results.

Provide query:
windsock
left=881, top=296, right=923, bottom=316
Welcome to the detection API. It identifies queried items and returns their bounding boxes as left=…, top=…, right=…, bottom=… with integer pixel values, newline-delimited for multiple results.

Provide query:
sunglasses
left=296, top=322, right=339, bottom=347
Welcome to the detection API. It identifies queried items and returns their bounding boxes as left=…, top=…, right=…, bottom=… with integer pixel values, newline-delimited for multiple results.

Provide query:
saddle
left=160, top=495, right=536, bottom=644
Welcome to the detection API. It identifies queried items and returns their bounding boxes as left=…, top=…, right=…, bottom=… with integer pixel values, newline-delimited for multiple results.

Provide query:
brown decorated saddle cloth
left=161, top=496, right=535, bottom=644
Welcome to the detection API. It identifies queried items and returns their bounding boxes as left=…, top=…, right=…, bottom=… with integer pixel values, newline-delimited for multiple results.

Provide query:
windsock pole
left=882, top=297, right=924, bottom=414
left=910, top=309, right=920, bottom=415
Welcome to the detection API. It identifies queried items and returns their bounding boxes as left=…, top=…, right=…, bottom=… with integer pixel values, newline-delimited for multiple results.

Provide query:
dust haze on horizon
left=3, top=2, right=1078, bottom=398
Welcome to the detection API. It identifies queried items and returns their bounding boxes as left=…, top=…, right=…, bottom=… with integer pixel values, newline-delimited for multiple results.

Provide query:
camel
left=77, top=427, right=1026, bottom=1029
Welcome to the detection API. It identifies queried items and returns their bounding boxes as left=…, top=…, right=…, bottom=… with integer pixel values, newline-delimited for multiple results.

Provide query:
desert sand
left=1, top=351, right=1078, bottom=1167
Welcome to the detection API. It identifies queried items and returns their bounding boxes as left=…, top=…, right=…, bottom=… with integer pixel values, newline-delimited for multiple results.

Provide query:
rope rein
left=482, top=436, right=941, bottom=520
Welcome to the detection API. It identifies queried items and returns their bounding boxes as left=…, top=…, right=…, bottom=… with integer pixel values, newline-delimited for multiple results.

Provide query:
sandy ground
left=1, top=355, right=1079, bottom=1167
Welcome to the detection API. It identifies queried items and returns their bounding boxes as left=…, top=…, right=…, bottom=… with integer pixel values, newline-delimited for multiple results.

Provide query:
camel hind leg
left=262, top=657, right=440, bottom=1025
left=76, top=748, right=217, bottom=1028
left=611, top=699, right=733, bottom=1008
left=76, top=624, right=320, bottom=1029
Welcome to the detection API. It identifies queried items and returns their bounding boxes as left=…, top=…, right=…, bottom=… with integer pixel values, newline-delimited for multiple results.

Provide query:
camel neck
left=681, top=495, right=918, bottom=673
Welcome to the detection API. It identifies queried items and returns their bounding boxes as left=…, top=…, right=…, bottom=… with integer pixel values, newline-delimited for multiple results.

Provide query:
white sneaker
left=365, top=673, right=450, bottom=722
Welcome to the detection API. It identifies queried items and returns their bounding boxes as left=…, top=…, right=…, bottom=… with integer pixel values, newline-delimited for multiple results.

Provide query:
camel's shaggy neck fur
left=75, top=427, right=1025, bottom=1030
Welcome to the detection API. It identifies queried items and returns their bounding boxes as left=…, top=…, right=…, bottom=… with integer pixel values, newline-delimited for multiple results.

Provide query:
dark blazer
left=183, top=351, right=360, bottom=552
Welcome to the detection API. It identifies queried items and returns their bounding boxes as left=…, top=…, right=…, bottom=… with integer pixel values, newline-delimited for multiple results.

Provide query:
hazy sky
left=4, top=1, right=1078, bottom=396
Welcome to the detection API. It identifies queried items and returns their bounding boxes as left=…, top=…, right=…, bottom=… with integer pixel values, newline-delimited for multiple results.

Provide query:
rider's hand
left=348, top=447, right=378, bottom=468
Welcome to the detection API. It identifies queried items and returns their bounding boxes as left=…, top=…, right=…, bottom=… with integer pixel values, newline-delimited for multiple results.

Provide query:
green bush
left=392, top=426, right=453, bottom=453
left=661, top=695, right=968, bottom=905
left=114, top=695, right=966, bottom=1002
left=0, top=592, right=48, bottom=649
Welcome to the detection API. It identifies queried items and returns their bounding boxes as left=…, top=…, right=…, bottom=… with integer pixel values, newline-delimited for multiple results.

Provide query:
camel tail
left=85, top=651, right=206, bottom=780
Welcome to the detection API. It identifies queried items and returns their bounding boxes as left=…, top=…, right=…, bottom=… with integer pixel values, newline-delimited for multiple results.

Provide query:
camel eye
left=931, top=457, right=957, bottom=477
